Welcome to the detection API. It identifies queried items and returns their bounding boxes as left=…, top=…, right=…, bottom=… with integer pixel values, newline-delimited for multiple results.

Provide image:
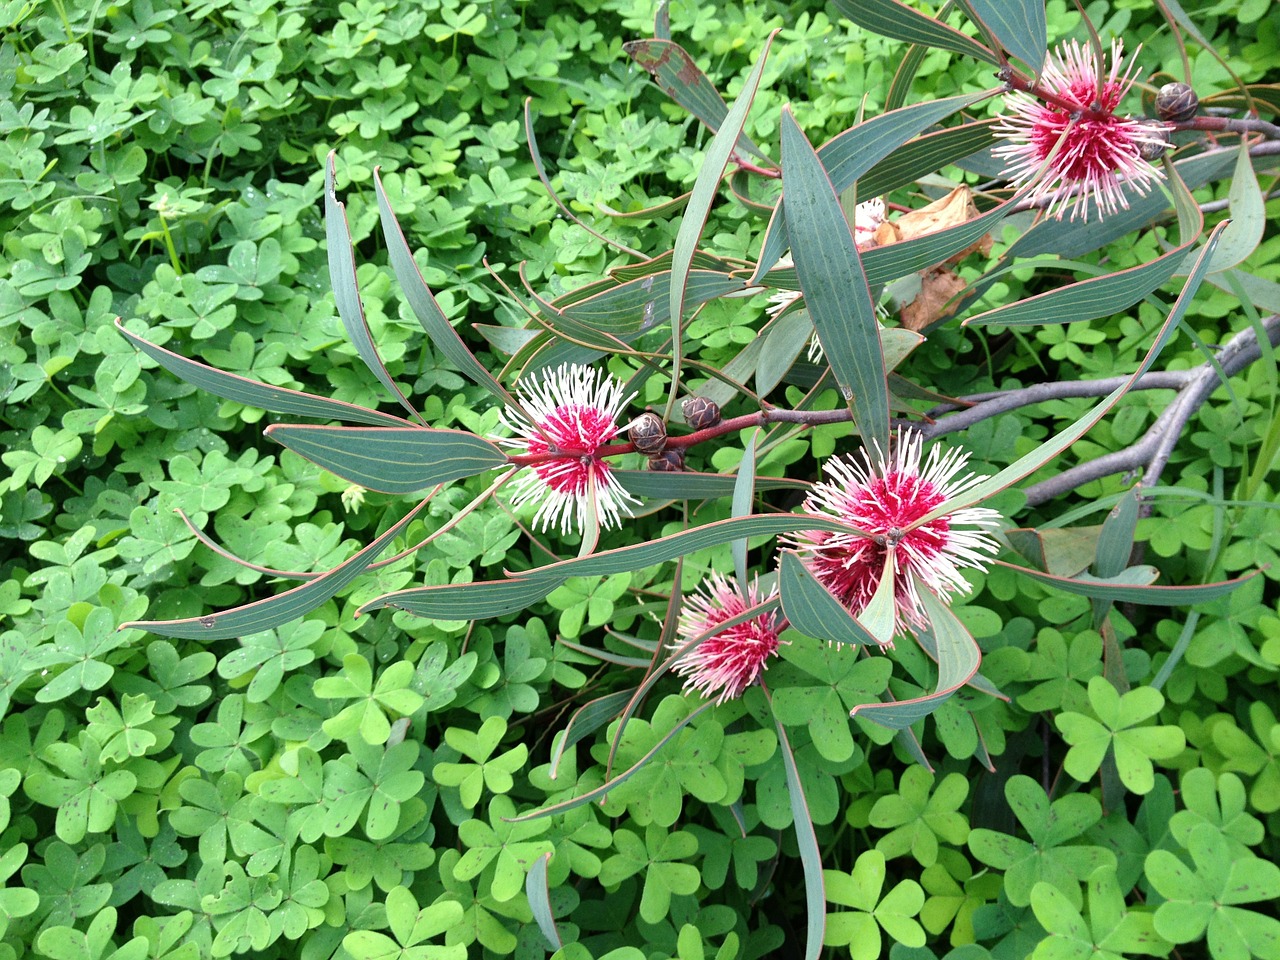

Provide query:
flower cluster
left=671, top=573, right=784, bottom=705
left=669, top=434, right=1001, bottom=703
left=994, top=39, right=1170, bottom=222
left=787, top=434, right=1002, bottom=635
left=498, top=363, right=639, bottom=535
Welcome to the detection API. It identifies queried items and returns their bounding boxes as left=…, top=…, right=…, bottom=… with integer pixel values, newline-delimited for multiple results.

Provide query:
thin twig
left=1018, top=314, right=1280, bottom=505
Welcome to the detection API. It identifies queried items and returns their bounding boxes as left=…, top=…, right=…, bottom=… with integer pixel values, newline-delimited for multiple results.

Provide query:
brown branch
left=1016, top=314, right=1280, bottom=506
left=1173, top=115, right=1280, bottom=140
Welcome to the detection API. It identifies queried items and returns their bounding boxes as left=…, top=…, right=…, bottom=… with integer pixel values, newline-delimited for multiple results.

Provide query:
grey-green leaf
left=265, top=425, right=509, bottom=494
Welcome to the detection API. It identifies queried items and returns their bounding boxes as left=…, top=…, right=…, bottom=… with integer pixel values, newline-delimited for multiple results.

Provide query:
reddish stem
left=505, top=406, right=855, bottom=467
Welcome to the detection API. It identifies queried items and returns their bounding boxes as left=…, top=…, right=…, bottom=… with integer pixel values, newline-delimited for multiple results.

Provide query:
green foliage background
left=2, top=0, right=1279, bottom=958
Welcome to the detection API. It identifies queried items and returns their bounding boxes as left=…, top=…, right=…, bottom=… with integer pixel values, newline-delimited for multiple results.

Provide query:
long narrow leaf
left=123, top=501, right=430, bottom=640
left=963, top=241, right=1191, bottom=327
left=922, top=220, right=1230, bottom=519
left=858, top=119, right=999, bottom=199
left=832, top=0, right=997, bottom=63
left=850, top=585, right=980, bottom=728
left=547, top=689, right=636, bottom=779
left=614, top=470, right=807, bottom=500
left=670, top=31, right=777, bottom=400
left=732, top=433, right=758, bottom=587
left=526, top=853, right=562, bottom=950
left=963, top=0, right=1046, bottom=72
left=264, top=425, right=509, bottom=494
left=781, top=108, right=888, bottom=450
left=522, top=514, right=856, bottom=582
left=755, top=90, right=995, bottom=279
left=358, top=575, right=567, bottom=621
left=373, top=169, right=513, bottom=403
left=770, top=706, right=826, bottom=960
left=623, top=40, right=771, bottom=163
left=324, top=153, right=417, bottom=419
left=115, top=321, right=413, bottom=427
left=1000, top=561, right=1257, bottom=604
left=778, top=551, right=877, bottom=647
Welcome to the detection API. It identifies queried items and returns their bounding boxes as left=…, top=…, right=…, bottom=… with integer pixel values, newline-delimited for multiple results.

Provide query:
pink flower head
left=498, top=363, right=639, bottom=534
left=672, top=573, right=784, bottom=705
left=786, top=434, right=1001, bottom=635
left=994, top=39, right=1170, bottom=222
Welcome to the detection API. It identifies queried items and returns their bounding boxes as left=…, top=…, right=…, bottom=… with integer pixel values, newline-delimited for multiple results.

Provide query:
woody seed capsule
left=628, top=412, right=667, bottom=454
left=682, top=396, right=721, bottom=430
left=648, top=449, right=685, bottom=472
left=1155, top=82, right=1198, bottom=123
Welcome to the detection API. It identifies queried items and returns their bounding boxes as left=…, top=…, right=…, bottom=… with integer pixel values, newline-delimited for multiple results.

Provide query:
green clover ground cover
left=3, top=0, right=1280, bottom=958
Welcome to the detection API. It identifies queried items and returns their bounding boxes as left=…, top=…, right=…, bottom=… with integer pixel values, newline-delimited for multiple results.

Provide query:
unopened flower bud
left=628, top=412, right=667, bottom=455
left=648, top=449, right=685, bottom=472
left=682, top=396, right=721, bottom=431
left=1155, top=82, right=1198, bottom=123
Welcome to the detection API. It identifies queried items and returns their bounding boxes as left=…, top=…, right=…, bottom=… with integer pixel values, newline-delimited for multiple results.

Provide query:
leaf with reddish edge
left=122, top=501, right=431, bottom=640
left=503, top=702, right=716, bottom=823
left=850, top=584, right=980, bottom=729
left=264, top=424, right=509, bottom=494
left=524, top=100, right=645, bottom=261
left=768, top=699, right=826, bottom=960
left=963, top=0, right=1046, bottom=74
left=373, top=168, right=514, bottom=404
left=754, top=90, right=997, bottom=281
left=781, top=106, right=889, bottom=451
left=614, top=470, right=807, bottom=500
left=831, top=0, right=998, bottom=64
left=859, top=119, right=1000, bottom=200
left=547, top=689, right=636, bottom=780
left=920, top=220, right=1231, bottom=521
left=669, top=31, right=777, bottom=412
left=359, top=575, right=567, bottom=622
left=115, top=321, right=413, bottom=427
left=998, top=561, right=1259, bottom=604
left=325, top=152, right=418, bottom=420
left=519, top=514, right=858, bottom=583
left=623, top=39, right=772, bottom=164
left=526, top=852, right=561, bottom=950
left=779, top=551, right=878, bottom=647
left=963, top=243, right=1192, bottom=327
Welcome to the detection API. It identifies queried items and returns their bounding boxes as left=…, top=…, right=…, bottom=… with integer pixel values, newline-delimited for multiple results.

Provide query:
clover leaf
left=968, top=776, right=1115, bottom=909
left=1029, top=867, right=1170, bottom=960
left=314, top=654, right=425, bottom=745
left=598, top=823, right=701, bottom=924
left=1056, top=677, right=1185, bottom=794
left=1146, top=823, right=1280, bottom=960
left=343, top=885, right=465, bottom=960
left=453, top=796, right=553, bottom=902
left=824, top=850, right=926, bottom=960
left=869, top=766, right=970, bottom=867
left=432, top=716, right=528, bottom=810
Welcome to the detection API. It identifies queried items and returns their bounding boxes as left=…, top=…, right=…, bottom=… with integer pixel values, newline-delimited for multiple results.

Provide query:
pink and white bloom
left=993, top=39, right=1170, bottom=222
left=786, top=434, right=1001, bottom=635
left=498, top=363, right=639, bottom=535
left=672, top=573, right=784, bottom=704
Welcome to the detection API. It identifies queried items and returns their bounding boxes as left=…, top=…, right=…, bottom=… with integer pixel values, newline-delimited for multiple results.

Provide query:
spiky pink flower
left=786, top=434, right=1001, bottom=636
left=498, top=363, right=639, bottom=534
left=672, top=573, right=784, bottom=704
left=993, top=39, right=1170, bottom=222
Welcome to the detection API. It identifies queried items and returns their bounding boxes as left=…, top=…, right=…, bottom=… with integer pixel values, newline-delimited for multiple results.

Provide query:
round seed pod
left=1138, top=132, right=1172, bottom=162
left=682, top=395, right=722, bottom=431
left=648, top=449, right=685, bottom=472
left=1155, top=82, right=1198, bottom=123
left=628, top=412, right=667, bottom=455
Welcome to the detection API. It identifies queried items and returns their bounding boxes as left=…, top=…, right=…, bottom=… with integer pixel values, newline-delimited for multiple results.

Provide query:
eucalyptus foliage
left=3, top=1, right=1280, bottom=960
